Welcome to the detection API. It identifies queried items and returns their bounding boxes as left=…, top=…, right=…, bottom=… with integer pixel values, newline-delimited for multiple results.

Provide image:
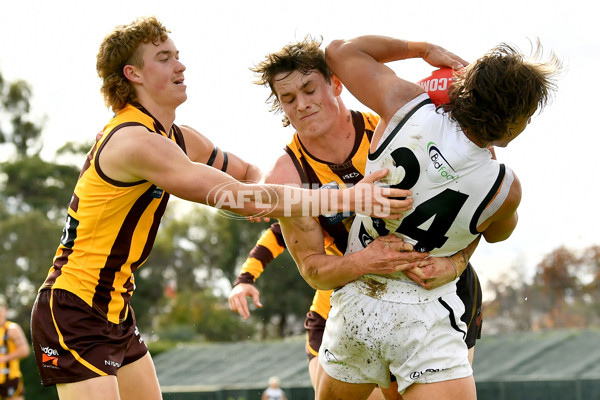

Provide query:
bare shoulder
left=7, top=321, right=26, bottom=337
left=264, top=153, right=302, bottom=186
left=100, top=124, right=188, bottom=183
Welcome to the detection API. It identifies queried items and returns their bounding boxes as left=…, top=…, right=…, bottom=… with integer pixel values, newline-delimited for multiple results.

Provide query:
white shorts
left=319, top=286, right=472, bottom=393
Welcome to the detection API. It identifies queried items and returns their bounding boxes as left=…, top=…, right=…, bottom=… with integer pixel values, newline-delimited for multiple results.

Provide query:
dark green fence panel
left=477, top=379, right=600, bottom=400
left=162, top=386, right=313, bottom=400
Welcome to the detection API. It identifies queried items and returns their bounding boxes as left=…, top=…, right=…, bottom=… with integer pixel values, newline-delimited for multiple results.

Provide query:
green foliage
left=0, top=73, right=42, bottom=157
left=132, top=205, right=314, bottom=341
left=0, top=208, right=62, bottom=329
left=21, top=353, right=59, bottom=400
left=157, top=289, right=255, bottom=342
left=485, top=244, right=600, bottom=332
left=253, top=250, right=315, bottom=337
left=1, top=154, right=79, bottom=220
left=0, top=70, right=83, bottom=330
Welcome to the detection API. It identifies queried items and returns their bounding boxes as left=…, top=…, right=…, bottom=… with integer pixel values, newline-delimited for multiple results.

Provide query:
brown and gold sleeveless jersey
left=284, top=110, right=379, bottom=318
left=40, top=104, right=186, bottom=324
left=0, top=321, right=22, bottom=382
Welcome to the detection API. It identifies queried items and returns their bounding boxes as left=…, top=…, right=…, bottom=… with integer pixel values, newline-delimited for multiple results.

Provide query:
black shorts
left=457, top=263, right=483, bottom=348
left=0, top=377, right=24, bottom=398
left=30, top=289, right=148, bottom=386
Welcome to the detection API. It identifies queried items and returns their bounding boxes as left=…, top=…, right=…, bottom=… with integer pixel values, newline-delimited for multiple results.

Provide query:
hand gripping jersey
left=346, top=94, right=514, bottom=303
left=0, top=321, right=22, bottom=383
left=40, top=104, right=186, bottom=324
left=241, top=111, right=379, bottom=319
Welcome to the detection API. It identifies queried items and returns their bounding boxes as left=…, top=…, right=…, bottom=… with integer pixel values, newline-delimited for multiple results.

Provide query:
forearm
left=234, top=224, right=286, bottom=285
left=279, top=217, right=364, bottom=290
left=328, top=35, right=427, bottom=65
left=300, top=253, right=363, bottom=290
left=243, top=163, right=263, bottom=184
left=451, top=236, right=481, bottom=275
left=3, top=331, right=29, bottom=361
left=216, top=183, right=345, bottom=217
left=8, top=346, right=30, bottom=360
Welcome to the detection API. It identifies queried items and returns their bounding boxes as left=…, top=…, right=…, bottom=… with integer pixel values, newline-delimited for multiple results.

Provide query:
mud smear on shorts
left=363, top=277, right=387, bottom=299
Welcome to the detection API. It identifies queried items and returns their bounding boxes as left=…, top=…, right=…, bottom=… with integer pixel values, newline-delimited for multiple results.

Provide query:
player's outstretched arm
left=179, top=124, right=263, bottom=183
left=229, top=284, right=262, bottom=320
left=229, top=224, right=286, bottom=319
left=101, top=126, right=412, bottom=218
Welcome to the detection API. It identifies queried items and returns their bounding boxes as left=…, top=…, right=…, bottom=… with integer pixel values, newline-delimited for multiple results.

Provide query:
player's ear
left=331, top=74, right=343, bottom=96
left=123, top=65, right=142, bottom=83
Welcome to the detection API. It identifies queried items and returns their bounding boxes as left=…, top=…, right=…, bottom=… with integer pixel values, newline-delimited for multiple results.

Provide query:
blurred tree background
left=1, top=69, right=599, bottom=399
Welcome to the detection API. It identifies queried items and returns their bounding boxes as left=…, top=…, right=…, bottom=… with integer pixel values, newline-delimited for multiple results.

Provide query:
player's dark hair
left=251, top=35, right=332, bottom=127
left=447, top=40, right=561, bottom=144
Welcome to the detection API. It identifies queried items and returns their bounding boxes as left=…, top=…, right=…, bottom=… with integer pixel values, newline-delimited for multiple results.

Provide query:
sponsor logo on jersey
left=427, top=142, right=459, bottom=181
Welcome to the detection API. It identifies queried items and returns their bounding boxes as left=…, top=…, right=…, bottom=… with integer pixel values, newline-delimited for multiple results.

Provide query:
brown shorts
left=30, top=289, right=148, bottom=386
left=304, top=311, right=326, bottom=361
left=0, top=377, right=24, bottom=398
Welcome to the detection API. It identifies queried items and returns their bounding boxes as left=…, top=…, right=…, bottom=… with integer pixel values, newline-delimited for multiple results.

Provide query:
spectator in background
left=262, top=376, right=287, bottom=400
left=0, top=297, right=30, bottom=400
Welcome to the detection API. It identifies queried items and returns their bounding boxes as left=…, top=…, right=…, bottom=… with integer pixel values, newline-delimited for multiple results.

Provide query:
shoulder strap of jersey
left=284, top=145, right=309, bottom=185
left=469, top=164, right=508, bottom=234
left=370, top=98, right=432, bottom=160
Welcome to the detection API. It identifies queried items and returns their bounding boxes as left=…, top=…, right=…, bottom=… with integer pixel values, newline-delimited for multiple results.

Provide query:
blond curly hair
left=96, top=16, right=170, bottom=112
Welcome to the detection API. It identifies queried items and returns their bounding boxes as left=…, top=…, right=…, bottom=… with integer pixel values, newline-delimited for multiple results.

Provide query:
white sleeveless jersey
left=345, top=94, right=514, bottom=303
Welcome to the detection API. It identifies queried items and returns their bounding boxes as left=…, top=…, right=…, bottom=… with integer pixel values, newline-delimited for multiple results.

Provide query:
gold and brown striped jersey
left=0, top=321, right=22, bottom=382
left=40, top=104, right=186, bottom=324
left=236, top=110, right=379, bottom=319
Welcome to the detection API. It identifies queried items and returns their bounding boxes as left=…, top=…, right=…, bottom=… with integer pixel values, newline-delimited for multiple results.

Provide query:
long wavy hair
left=447, top=40, right=561, bottom=144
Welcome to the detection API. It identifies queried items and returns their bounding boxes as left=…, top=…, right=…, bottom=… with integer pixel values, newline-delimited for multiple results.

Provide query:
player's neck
left=136, top=95, right=178, bottom=133
left=463, top=129, right=488, bottom=148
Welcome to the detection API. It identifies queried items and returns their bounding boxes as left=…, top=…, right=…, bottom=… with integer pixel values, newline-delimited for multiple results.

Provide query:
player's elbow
left=298, top=262, right=321, bottom=290
left=325, top=39, right=349, bottom=65
left=483, top=213, right=518, bottom=243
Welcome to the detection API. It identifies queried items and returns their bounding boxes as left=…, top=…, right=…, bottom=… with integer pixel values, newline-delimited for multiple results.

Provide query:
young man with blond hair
left=29, top=18, right=410, bottom=400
